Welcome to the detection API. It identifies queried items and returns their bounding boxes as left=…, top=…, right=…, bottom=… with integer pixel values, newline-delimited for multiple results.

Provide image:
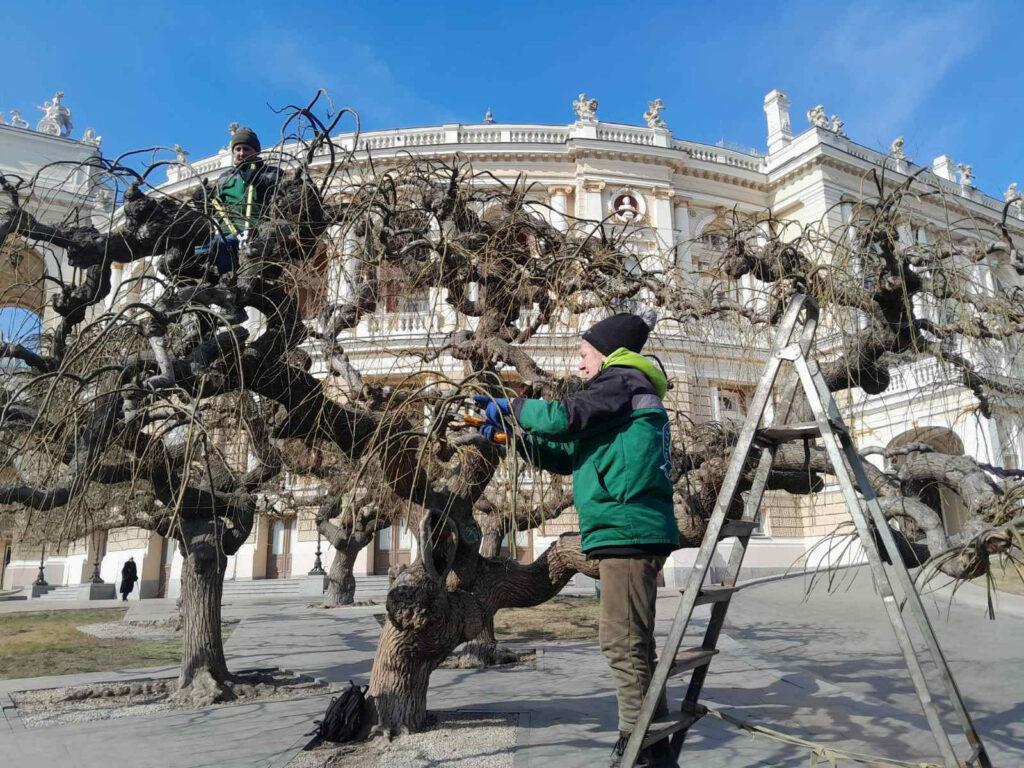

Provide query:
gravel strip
left=76, top=621, right=179, bottom=640
left=11, top=670, right=328, bottom=728
left=290, top=711, right=518, bottom=768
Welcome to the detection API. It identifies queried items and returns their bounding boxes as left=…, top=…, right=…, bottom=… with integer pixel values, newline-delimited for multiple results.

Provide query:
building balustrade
left=596, top=125, right=655, bottom=146
left=365, top=309, right=450, bottom=338
left=165, top=121, right=770, bottom=184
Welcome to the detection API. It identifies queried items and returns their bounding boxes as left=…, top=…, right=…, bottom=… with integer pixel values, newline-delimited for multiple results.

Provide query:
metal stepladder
left=621, top=294, right=992, bottom=768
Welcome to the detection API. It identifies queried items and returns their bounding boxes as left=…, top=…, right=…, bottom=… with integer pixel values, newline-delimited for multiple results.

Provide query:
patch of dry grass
left=494, top=596, right=600, bottom=642
left=0, top=608, right=181, bottom=679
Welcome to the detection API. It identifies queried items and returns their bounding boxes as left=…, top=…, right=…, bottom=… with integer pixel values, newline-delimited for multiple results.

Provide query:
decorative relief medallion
left=610, top=189, right=646, bottom=223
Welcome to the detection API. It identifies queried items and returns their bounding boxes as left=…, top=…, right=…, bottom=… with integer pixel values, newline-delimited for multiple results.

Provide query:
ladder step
left=640, top=705, right=705, bottom=749
left=756, top=422, right=820, bottom=443
left=719, top=519, right=758, bottom=538
left=756, top=420, right=847, bottom=444
left=961, top=743, right=984, bottom=766
left=670, top=647, right=718, bottom=676
left=683, top=585, right=740, bottom=606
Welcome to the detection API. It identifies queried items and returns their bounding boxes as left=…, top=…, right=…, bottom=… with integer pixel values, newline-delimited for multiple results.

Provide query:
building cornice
left=153, top=119, right=1021, bottom=237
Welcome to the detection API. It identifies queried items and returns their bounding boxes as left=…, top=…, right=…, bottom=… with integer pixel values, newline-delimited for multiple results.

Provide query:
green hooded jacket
left=511, top=348, right=679, bottom=553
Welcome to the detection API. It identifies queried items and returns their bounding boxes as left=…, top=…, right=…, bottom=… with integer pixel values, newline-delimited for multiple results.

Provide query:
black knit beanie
left=230, top=127, right=261, bottom=152
left=582, top=313, right=650, bottom=355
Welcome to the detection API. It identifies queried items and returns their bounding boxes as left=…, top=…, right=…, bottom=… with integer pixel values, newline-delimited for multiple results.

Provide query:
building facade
left=3, top=90, right=1022, bottom=595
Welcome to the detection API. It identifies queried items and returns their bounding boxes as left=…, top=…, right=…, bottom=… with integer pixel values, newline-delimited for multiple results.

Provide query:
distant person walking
left=120, top=557, right=138, bottom=601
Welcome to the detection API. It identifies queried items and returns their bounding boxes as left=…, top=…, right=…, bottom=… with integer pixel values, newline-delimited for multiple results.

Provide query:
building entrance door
left=157, top=537, right=175, bottom=598
left=267, top=518, right=293, bottom=579
left=500, top=529, right=534, bottom=564
left=373, top=522, right=413, bottom=575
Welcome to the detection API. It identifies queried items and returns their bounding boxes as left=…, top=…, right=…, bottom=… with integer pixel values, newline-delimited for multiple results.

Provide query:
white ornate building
left=0, top=96, right=109, bottom=594
left=3, top=90, right=1022, bottom=597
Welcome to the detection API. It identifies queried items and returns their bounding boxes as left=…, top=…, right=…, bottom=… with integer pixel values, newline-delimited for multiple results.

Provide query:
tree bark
left=366, top=621, right=439, bottom=734
left=478, top=528, right=502, bottom=559
left=450, top=614, right=521, bottom=668
left=367, top=563, right=483, bottom=734
left=175, top=550, right=229, bottom=705
left=323, top=540, right=360, bottom=607
left=367, top=535, right=593, bottom=732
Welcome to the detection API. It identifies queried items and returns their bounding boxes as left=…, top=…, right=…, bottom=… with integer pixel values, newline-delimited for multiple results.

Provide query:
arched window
left=887, top=428, right=967, bottom=535
left=0, top=306, right=42, bottom=361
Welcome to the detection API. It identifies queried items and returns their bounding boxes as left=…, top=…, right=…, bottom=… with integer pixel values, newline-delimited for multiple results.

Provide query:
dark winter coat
left=121, top=560, right=138, bottom=585
left=511, top=349, right=679, bottom=553
left=213, top=160, right=283, bottom=233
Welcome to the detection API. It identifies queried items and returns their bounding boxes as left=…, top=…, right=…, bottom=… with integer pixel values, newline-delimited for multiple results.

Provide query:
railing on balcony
left=365, top=310, right=450, bottom=338
left=596, top=126, right=655, bottom=146
left=885, top=358, right=959, bottom=394
left=164, top=122, right=774, bottom=186
left=673, top=140, right=764, bottom=172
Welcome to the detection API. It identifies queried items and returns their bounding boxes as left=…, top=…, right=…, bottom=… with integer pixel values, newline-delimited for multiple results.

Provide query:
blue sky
left=2, top=1, right=1020, bottom=197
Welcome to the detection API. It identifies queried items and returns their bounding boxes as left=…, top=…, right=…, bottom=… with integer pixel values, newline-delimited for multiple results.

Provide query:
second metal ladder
left=621, top=294, right=992, bottom=768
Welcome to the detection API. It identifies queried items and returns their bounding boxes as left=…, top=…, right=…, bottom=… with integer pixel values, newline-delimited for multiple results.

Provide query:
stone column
left=673, top=202, right=693, bottom=271
left=106, top=262, right=124, bottom=309
left=580, top=180, right=605, bottom=221
left=652, top=188, right=676, bottom=270
left=896, top=223, right=914, bottom=250
left=977, top=414, right=1004, bottom=466
left=547, top=186, right=573, bottom=231
left=326, top=224, right=360, bottom=306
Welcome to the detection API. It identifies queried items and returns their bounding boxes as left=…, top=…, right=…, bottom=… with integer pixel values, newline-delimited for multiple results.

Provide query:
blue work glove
left=473, top=395, right=511, bottom=427
left=477, top=422, right=504, bottom=443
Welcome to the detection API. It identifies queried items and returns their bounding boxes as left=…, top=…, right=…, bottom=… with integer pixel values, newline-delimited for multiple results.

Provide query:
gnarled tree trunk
left=175, top=548, right=229, bottom=705
left=367, top=565, right=483, bottom=734
left=367, top=534, right=591, bottom=733
left=323, top=539, right=361, bottom=607
left=453, top=520, right=506, bottom=667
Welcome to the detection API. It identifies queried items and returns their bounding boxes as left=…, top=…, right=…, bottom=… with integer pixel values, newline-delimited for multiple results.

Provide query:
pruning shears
left=462, top=413, right=508, bottom=444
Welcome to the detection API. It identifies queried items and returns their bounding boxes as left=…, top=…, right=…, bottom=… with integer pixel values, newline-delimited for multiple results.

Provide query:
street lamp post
left=89, top=532, right=105, bottom=584
left=308, top=531, right=326, bottom=576
left=34, top=544, right=48, bottom=587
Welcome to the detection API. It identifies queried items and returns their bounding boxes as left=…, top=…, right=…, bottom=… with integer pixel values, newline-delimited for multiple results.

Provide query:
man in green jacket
left=204, top=127, right=283, bottom=274
left=475, top=313, right=679, bottom=768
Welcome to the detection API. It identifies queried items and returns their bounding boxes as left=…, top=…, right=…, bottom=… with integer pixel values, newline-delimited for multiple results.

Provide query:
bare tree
left=0, top=103, right=1021, bottom=738
left=652, top=172, right=1024, bottom=582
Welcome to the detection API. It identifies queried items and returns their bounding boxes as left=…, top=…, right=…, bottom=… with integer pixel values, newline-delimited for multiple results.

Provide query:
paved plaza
left=1, top=570, right=1022, bottom=767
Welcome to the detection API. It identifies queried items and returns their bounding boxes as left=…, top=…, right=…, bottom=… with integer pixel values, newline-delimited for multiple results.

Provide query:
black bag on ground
left=316, top=680, right=368, bottom=742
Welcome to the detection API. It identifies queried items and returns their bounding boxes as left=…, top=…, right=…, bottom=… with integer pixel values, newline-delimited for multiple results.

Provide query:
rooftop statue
left=806, top=104, right=829, bottom=129
left=959, top=163, right=974, bottom=188
left=643, top=98, right=667, bottom=129
left=890, top=136, right=907, bottom=161
left=9, top=110, right=29, bottom=130
left=572, top=92, right=598, bottom=122
left=36, top=91, right=73, bottom=137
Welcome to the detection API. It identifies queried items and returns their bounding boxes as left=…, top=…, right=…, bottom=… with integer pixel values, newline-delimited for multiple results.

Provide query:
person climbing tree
left=205, top=126, right=283, bottom=273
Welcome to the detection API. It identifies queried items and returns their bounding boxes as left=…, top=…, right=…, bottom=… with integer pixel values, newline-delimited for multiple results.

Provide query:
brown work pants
left=598, top=556, right=669, bottom=734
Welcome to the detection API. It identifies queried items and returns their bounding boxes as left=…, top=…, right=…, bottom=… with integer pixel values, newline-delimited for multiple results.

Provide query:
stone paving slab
left=0, top=570, right=1021, bottom=767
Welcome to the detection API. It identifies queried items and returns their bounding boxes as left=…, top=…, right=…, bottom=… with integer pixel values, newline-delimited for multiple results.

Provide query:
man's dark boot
left=647, top=737, right=680, bottom=768
left=609, top=732, right=653, bottom=767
